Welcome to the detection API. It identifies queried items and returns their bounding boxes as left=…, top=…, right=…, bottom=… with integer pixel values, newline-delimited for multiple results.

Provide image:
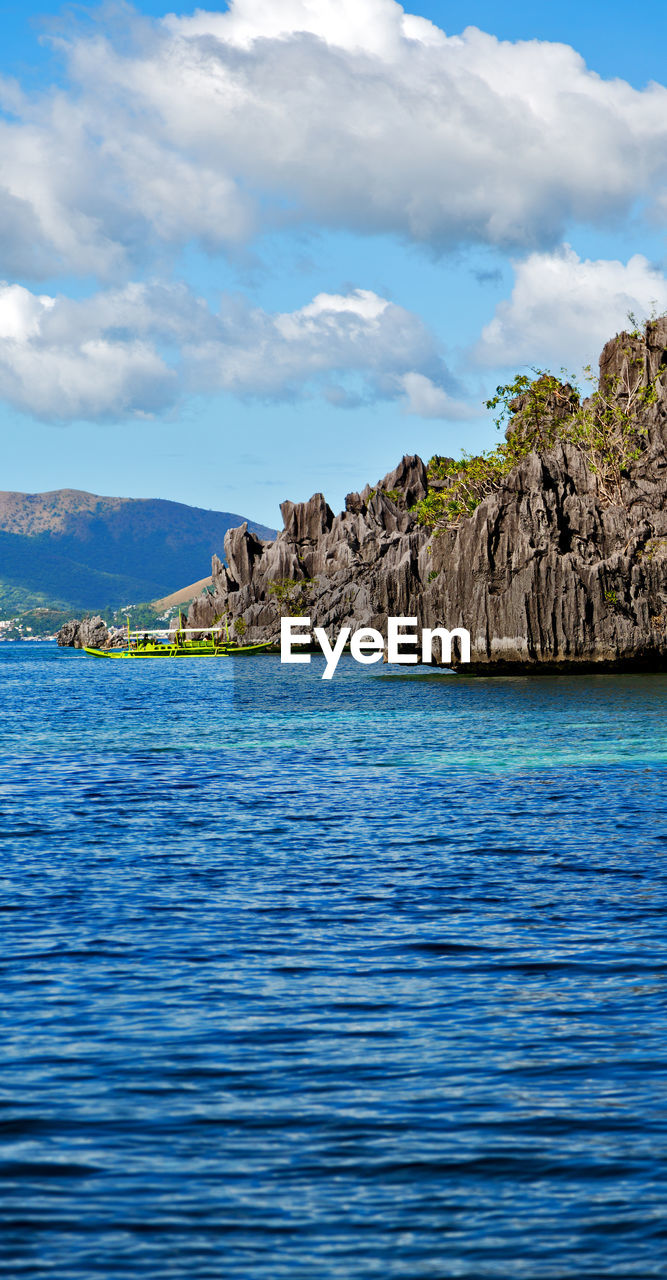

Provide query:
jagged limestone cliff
left=185, top=319, right=667, bottom=672
left=59, top=320, right=667, bottom=670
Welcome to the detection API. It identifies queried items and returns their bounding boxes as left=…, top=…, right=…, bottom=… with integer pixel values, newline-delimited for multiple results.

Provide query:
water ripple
left=0, top=645, right=666, bottom=1278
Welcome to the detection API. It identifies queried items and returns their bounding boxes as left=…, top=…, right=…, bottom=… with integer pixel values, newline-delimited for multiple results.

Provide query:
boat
left=83, top=616, right=272, bottom=659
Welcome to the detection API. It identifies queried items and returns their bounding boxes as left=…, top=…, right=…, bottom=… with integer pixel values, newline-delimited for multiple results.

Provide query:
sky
left=1, top=0, right=666, bottom=525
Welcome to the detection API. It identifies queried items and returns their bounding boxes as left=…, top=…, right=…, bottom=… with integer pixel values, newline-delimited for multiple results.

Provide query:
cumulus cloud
left=0, top=282, right=458, bottom=421
left=0, top=0, right=666, bottom=276
left=0, top=283, right=176, bottom=420
left=399, top=372, right=472, bottom=420
left=165, top=0, right=442, bottom=57
left=474, top=246, right=667, bottom=371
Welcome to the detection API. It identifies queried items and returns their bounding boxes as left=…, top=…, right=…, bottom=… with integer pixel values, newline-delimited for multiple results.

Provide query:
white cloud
left=474, top=246, right=667, bottom=371
left=400, top=372, right=472, bottom=420
left=0, top=282, right=458, bottom=422
left=0, top=0, right=666, bottom=276
left=0, top=284, right=54, bottom=340
left=0, top=283, right=176, bottom=420
left=184, top=287, right=459, bottom=408
left=165, top=0, right=443, bottom=58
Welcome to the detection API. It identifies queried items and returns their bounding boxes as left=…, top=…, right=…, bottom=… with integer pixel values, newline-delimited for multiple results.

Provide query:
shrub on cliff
left=414, top=342, right=659, bottom=531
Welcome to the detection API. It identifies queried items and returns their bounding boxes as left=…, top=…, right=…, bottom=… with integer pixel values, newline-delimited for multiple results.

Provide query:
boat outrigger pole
left=79, top=611, right=272, bottom=658
left=117, top=626, right=229, bottom=637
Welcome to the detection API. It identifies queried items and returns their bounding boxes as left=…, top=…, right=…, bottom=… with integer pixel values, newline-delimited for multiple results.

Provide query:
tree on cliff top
left=414, top=329, right=661, bottom=531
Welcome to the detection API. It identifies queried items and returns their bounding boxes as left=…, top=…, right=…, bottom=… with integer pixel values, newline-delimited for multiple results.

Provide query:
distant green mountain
left=0, top=488, right=275, bottom=616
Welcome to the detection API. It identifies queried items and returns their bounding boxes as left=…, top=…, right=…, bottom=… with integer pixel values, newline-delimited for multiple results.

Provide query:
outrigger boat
left=84, top=617, right=272, bottom=659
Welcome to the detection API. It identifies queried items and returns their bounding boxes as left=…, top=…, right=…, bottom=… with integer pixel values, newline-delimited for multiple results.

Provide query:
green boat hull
left=83, top=641, right=272, bottom=659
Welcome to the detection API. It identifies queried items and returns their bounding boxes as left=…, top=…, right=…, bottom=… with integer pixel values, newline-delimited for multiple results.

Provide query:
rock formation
left=185, top=319, right=667, bottom=672
left=57, top=616, right=125, bottom=650
left=59, top=320, right=667, bottom=672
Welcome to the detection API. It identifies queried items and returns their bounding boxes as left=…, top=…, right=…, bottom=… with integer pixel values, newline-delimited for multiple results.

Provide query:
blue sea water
left=1, top=642, right=667, bottom=1279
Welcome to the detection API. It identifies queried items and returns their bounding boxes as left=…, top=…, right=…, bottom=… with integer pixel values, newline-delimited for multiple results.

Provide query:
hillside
left=0, top=489, right=275, bottom=615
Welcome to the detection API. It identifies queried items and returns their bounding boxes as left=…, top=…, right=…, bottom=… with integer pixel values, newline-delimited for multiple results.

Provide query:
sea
left=1, top=641, right=667, bottom=1279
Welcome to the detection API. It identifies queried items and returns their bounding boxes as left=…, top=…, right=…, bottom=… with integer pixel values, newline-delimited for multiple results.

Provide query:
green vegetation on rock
left=268, top=577, right=315, bottom=616
left=413, top=351, right=658, bottom=532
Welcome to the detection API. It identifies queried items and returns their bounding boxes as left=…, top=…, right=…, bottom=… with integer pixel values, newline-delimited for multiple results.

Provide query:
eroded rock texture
left=186, top=321, right=667, bottom=671
left=57, top=616, right=125, bottom=649
left=57, top=322, right=667, bottom=670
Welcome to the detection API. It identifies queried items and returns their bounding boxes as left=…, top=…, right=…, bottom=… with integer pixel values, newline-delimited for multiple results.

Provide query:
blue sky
left=1, top=0, right=666, bottom=525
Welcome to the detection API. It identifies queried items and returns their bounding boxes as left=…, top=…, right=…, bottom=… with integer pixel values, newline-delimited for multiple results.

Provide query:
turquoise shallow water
left=1, top=643, right=667, bottom=1278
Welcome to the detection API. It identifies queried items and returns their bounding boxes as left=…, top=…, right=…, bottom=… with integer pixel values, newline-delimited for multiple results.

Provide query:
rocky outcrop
left=185, top=319, right=667, bottom=672
left=57, top=616, right=125, bottom=649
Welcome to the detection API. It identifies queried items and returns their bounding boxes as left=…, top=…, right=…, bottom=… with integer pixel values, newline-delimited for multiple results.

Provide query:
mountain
left=0, top=488, right=275, bottom=615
